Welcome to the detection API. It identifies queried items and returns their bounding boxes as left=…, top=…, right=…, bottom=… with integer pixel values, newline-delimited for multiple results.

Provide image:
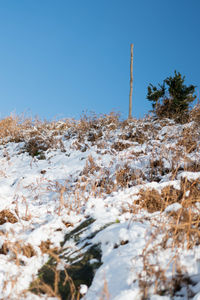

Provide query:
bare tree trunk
left=129, top=43, right=134, bottom=119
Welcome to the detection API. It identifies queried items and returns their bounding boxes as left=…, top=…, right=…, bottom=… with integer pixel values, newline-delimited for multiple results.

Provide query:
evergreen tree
left=147, top=71, right=196, bottom=122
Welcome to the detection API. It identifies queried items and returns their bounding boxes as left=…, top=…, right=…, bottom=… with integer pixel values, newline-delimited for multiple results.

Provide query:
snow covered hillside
left=0, top=110, right=200, bottom=300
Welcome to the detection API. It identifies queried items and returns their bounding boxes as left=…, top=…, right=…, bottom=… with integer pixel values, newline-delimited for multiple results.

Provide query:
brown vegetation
left=0, top=209, right=18, bottom=225
left=0, top=110, right=200, bottom=299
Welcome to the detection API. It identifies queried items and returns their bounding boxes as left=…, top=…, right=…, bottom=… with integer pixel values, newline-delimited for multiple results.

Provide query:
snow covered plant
left=0, top=112, right=200, bottom=299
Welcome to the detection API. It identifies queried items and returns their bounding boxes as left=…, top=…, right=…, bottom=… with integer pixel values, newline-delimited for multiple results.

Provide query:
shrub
left=147, top=71, right=196, bottom=122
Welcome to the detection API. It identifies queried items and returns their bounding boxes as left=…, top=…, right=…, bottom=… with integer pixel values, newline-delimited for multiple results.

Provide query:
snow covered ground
left=0, top=113, right=200, bottom=299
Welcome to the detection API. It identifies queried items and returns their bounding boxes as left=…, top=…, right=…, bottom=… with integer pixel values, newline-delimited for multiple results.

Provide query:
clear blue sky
left=0, top=0, right=199, bottom=120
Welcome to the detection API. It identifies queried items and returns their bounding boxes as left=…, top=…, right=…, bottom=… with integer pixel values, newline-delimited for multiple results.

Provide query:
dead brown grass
left=115, top=164, right=144, bottom=188
left=0, top=209, right=18, bottom=225
left=1, top=112, right=200, bottom=298
left=0, top=115, right=68, bottom=157
left=135, top=177, right=200, bottom=298
left=82, top=155, right=100, bottom=176
left=165, top=179, right=200, bottom=249
left=71, top=112, right=120, bottom=143
left=99, top=276, right=110, bottom=300
left=112, top=141, right=132, bottom=151
left=30, top=247, right=78, bottom=300
left=138, top=239, right=189, bottom=299
left=177, top=126, right=198, bottom=153
left=0, top=116, right=22, bottom=142
left=0, top=240, right=35, bottom=260
left=137, top=185, right=182, bottom=213
left=190, top=103, right=200, bottom=123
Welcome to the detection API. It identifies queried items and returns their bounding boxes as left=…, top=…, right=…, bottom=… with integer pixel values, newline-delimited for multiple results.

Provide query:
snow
left=80, top=284, right=88, bottom=295
left=0, top=116, right=200, bottom=299
left=164, top=202, right=182, bottom=212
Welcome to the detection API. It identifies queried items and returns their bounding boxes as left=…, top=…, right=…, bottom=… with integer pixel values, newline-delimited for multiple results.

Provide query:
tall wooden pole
left=129, top=43, right=133, bottom=119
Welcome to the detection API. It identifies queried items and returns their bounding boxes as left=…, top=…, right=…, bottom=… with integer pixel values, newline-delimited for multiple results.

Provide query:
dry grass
left=137, top=185, right=182, bottom=213
left=0, top=115, right=68, bottom=156
left=137, top=178, right=200, bottom=247
left=134, top=177, right=200, bottom=298
left=0, top=112, right=122, bottom=160
left=115, top=164, right=144, bottom=188
left=70, top=112, right=120, bottom=143
left=112, top=141, right=132, bottom=151
left=30, top=265, right=78, bottom=300
left=1, top=112, right=200, bottom=298
left=99, top=276, right=110, bottom=300
left=30, top=246, right=79, bottom=300
left=177, top=126, right=198, bottom=154
left=0, top=209, right=18, bottom=225
left=138, top=241, right=190, bottom=299
left=82, top=155, right=100, bottom=176
left=0, top=240, right=35, bottom=261
left=189, top=103, right=200, bottom=123
left=166, top=179, right=200, bottom=249
left=0, top=116, right=22, bottom=143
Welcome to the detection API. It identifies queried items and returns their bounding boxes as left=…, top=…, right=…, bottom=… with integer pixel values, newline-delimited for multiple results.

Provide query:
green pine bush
left=147, top=71, right=196, bottom=123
